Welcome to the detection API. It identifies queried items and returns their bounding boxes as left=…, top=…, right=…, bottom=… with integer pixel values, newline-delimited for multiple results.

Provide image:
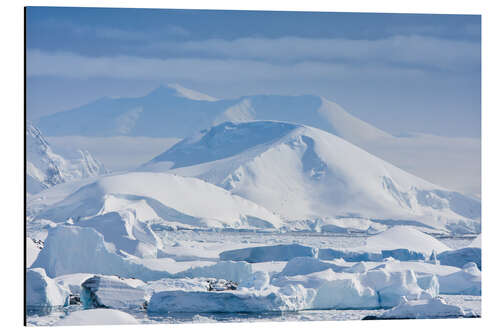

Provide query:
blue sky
left=26, top=7, right=481, bottom=137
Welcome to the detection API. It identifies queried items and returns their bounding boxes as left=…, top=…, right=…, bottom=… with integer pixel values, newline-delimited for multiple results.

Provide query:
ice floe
left=55, top=309, right=139, bottom=326
left=373, top=297, right=476, bottom=319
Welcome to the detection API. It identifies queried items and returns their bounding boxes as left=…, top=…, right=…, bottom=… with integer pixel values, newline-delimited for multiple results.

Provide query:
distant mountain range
left=34, top=84, right=391, bottom=145
left=31, top=84, right=481, bottom=196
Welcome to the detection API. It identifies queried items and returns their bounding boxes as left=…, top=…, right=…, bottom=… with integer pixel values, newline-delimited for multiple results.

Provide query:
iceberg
left=416, top=274, right=440, bottom=297
left=312, top=277, right=379, bottom=310
left=219, top=244, right=318, bottom=263
left=318, top=248, right=382, bottom=262
left=439, top=262, right=481, bottom=295
left=75, top=211, right=161, bottom=258
left=363, top=226, right=450, bottom=255
left=26, top=238, right=42, bottom=267
left=240, top=271, right=270, bottom=290
left=31, top=225, right=171, bottom=281
left=377, top=270, right=430, bottom=308
left=277, top=257, right=347, bottom=277
left=174, top=261, right=253, bottom=283
left=147, top=289, right=284, bottom=314
left=81, top=275, right=147, bottom=310
left=381, top=249, right=426, bottom=261
left=54, top=273, right=94, bottom=295
left=437, top=247, right=481, bottom=270
left=359, top=267, right=437, bottom=308
left=26, top=268, right=69, bottom=314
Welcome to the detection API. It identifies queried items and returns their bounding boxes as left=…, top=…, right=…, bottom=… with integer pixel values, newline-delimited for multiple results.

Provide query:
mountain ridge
left=34, top=84, right=392, bottom=144
left=143, top=120, right=480, bottom=234
left=26, top=123, right=108, bottom=194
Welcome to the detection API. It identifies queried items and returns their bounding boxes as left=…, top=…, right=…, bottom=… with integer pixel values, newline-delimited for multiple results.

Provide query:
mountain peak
left=151, top=121, right=300, bottom=168
left=26, top=124, right=108, bottom=194
left=143, top=119, right=480, bottom=233
left=146, top=84, right=218, bottom=102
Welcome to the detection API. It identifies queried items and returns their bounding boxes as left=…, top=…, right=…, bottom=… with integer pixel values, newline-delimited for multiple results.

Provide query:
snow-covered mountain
left=35, top=85, right=228, bottom=137
left=34, top=84, right=389, bottom=144
left=34, top=84, right=480, bottom=195
left=143, top=121, right=480, bottom=234
left=26, top=124, right=108, bottom=194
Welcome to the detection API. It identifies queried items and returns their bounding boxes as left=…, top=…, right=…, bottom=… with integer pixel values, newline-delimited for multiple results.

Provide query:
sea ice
left=376, top=297, right=470, bottom=319
left=54, top=309, right=139, bottom=326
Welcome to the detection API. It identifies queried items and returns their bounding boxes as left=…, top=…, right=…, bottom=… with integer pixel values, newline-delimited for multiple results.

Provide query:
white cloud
left=147, top=35, right=480, bottom=71
left=27, top=48, right=433, bottom=83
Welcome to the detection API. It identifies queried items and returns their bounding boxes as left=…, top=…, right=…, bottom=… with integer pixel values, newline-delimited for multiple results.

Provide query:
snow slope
left=362, top=226, right=450, bottom=255
left=35, top=85, right=230, bottom=137
left=36, top=172, right=283, bottom=231
left=144, top=121, right=480, bottom=233
left=27, top=124, right=107, bottom=194
left=35, top=86, right=383, bottom=140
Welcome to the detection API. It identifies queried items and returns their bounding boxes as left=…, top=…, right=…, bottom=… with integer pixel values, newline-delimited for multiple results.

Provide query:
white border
left=2, top=1, right=498, bottom=332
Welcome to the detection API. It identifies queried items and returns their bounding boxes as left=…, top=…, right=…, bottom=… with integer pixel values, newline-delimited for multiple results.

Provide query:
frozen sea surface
left=26, top=231, right=480, bottom=326
left=158, top=230, right=476, bottom=250
left=27, top=295, right=480, bottom=326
